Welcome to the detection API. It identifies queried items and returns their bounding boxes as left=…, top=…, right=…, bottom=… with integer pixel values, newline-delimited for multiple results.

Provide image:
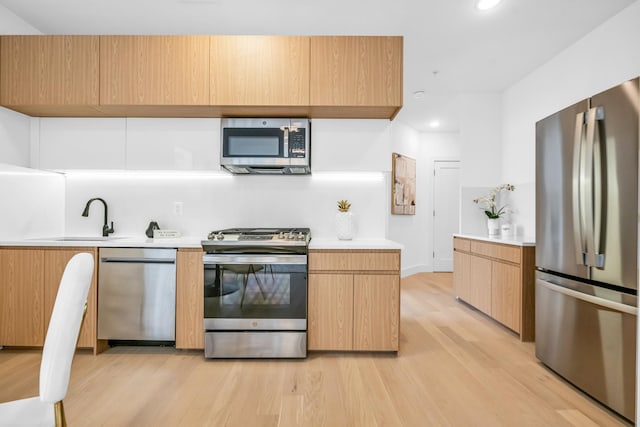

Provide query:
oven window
left=204, top=263, right=306, bottom=319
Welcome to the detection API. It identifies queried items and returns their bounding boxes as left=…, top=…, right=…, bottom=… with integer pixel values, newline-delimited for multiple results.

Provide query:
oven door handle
left=202, top=254, right=307, bottom=265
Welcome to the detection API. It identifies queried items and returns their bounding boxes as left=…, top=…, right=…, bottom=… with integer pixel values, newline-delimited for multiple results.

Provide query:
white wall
left=0, top=4, right=40, bottom=34
left=0, top=163, right=65, bottom=240
left=459, top=93, right=503, bottom=187
left=389, top=123, right=460, bottom=275
left=502, top=0, right=640, bottom=235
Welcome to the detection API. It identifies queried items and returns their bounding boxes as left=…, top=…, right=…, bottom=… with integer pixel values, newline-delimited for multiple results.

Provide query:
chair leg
left=54, top=401, right=67, bottom=427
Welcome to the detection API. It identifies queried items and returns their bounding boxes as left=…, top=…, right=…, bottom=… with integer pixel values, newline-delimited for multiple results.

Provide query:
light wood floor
left=0, top=273, right=631, bottom=426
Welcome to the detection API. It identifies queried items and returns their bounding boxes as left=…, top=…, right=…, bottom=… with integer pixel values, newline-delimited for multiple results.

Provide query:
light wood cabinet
left=0, top=249, right=45, bottom=346
left=0, top=34, right=403, bottom=120
left=0, top=247, right=98, bottom=351
left=310, top=36, right=403, bottom=119
left=452, top=236, right=535, bottom=341
left=0, top=35, right=100, bottom=116
left=176, top=249, right=204, bottom=350
left=210, top=35, right=310, bottom=116
left=353, top=274, right=400, bottom=351
left=99, top=35, right=210, bottom=112
left=43, top=248, right=98, bottom=350
left=308, top=274, right=353, bottom=350
left=308, top=249, right=400, bottom=352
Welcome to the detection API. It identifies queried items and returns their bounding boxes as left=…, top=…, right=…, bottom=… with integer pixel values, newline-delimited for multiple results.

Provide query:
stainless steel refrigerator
left=535, top=78, right=638, bottom=422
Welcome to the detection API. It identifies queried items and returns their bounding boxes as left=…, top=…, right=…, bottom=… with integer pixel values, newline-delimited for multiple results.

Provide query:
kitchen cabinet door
left=308, top=273, right=354, bottom=351
left=176, top=249, right=204, bottom=349
left=100, top=36, right=210, bottom=106
left=469, top=255, right=492, bottom=316
left=43, top=248, right=98, bottom=350
left=0, top=249, right=45, bottom=346
left=491, top=262, right=522, bottom=333
left=210, top=36, right=309, bottom=108
left=310, top=36, right=402, bottom=119
left=453, top=250, right=471, bottom=302
left=353, top=274, right=400, bottom=351
left=0, top=36, right=100, bottom=115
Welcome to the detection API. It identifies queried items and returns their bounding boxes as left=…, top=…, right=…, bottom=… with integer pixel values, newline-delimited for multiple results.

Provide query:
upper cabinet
left=310, top=36, right=403, bottom=119
left=99, top=35, right=210, bottom=114
left=210, top=35, right=310, bottom=117
left=0, top=36, right=100, bottom=116
left=0, top=34, right=403, bottom=120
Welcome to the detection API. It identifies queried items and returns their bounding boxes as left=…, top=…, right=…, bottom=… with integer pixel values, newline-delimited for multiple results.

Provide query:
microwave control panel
left=288, top=130, right=307, bottom=158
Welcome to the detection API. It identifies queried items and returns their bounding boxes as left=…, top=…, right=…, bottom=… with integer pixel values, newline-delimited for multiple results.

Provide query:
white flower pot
left=487, top=218, right=500, bottom=236
left=336, top=211, right=354, bottom=240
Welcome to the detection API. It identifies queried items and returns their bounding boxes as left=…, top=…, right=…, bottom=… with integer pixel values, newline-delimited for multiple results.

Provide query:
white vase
left=487, top=218, right=500, bottom=236
left=336, top=211, right=354, bottom=240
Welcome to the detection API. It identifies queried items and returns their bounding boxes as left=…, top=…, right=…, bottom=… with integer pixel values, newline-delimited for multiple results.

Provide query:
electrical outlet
left=174, top=201, right=183, bottom=216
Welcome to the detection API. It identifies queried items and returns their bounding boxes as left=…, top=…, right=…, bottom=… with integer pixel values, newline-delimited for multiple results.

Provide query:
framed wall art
left=392, top=152, right=416, bottom=215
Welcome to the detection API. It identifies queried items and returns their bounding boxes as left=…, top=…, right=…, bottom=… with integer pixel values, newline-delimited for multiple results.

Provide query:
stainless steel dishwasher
left=98, top=247, right=177, bottom=342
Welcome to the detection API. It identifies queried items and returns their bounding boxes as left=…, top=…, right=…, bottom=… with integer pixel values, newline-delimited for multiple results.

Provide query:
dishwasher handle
left=101, top=257, right=176, bottom=264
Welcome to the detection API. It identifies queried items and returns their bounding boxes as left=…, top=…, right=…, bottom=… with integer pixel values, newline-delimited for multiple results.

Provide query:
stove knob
left=216, top=233, right=224, bottom=240
left=279, top=232, right=285, bottom=239
left=288, top=232, right=295, bottom=240
left=298, top=232, right=304, bottom=240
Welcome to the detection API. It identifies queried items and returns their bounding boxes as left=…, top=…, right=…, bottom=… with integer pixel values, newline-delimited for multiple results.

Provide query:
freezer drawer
left=535, top=274, right=636, bottom=421
left=98, top=248, right=177, bottom=341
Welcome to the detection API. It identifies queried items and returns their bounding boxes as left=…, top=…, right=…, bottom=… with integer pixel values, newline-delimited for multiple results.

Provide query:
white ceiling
left=0, top=0, right=635, bottom=132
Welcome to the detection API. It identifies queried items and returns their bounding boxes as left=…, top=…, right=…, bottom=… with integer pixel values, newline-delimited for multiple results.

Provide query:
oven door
left=203, top=254, right=307, bottom=331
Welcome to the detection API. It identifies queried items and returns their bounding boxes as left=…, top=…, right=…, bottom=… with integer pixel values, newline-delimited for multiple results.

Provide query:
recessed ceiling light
left=429, top=121, right=440, bottom=128
left=476, top=0, right=502, bottom=11
left=413, top=90, right=425, bottom=99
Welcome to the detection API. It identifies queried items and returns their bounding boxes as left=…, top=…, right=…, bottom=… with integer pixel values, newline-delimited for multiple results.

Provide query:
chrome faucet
left=81, top=197, right=115, bottom=237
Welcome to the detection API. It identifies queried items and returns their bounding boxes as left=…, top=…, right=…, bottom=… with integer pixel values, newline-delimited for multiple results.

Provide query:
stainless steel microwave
left=220, top=118, right=310, bottom=174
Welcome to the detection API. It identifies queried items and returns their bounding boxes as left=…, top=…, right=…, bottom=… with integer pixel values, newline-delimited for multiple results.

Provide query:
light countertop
left=453, top=233, right=535, bottom=247
left=0, top=236, right=403, bottom=250
left=0, top=236, right=203, bottom=249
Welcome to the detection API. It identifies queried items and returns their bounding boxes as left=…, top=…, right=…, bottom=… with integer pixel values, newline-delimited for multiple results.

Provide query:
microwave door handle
left=572, top=111, right=587, bottom=265
left=283, top=127, right=289, bottom=158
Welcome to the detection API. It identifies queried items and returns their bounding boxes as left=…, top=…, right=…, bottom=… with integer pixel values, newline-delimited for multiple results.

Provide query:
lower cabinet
left=175, top=248, right=204, bottom=350
left=0, top=247, right=98, bottom=351
left=453, top=236, right=535, bottom=341
left=308, top=249, right=400, bottom=352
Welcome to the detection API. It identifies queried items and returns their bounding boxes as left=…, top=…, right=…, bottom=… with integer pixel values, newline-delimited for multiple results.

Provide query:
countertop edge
left=453, top=233, right=535, bottom=247
left=308, top=239, right=403, bottom=250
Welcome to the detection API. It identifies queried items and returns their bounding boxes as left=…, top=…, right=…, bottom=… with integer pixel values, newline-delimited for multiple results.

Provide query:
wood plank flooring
left=0, top=273, right=632, bottom=426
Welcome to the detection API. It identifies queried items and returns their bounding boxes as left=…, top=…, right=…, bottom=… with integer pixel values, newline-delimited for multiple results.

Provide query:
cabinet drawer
left=309, top=251, right=400, bottom=272
left=453, top=237, right=471, bottom=252
left=470, top=241, right=520, bottom=264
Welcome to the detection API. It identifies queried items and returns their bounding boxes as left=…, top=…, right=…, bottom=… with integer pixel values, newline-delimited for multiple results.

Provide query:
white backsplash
left=63, top=171, right=387, bottom=240
left=0, top=163, right=65, bottom=240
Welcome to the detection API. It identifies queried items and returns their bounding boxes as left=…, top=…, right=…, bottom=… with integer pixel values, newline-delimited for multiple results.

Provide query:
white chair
left=0, top=252, right=94, bottom=427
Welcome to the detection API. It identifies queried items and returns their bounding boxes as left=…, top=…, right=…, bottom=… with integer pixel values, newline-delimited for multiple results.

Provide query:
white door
left=433, top=161, right=460, bottom=272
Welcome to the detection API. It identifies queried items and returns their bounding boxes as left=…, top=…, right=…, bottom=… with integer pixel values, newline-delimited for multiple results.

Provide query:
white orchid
left=473, top=184, right=515, bottom=219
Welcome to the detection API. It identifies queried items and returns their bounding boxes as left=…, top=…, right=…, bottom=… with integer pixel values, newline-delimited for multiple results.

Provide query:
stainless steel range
left=201, top=228, right=310, bottom=358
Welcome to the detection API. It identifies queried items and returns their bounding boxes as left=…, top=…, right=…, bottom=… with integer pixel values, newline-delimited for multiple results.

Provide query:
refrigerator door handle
left=572, top=112, right=587, bottom=265
left=583, top=108, right=597, bottom=267
left=537, top=279, right=637, bottom=315
left=591, top=106, right=606, bottom=268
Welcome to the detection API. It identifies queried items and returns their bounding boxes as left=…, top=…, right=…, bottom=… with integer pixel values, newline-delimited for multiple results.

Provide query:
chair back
left=39, top=253, right=94, bottom=403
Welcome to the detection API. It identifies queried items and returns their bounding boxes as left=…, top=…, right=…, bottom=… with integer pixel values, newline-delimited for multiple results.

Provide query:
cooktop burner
left=206, top=228, right=310, bottom=241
